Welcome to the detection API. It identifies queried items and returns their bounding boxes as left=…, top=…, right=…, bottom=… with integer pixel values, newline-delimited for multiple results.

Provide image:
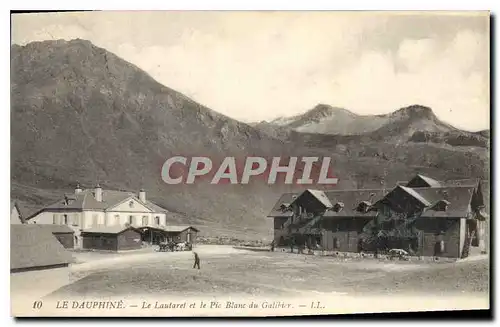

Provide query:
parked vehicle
left=157, top=241, right=192, bottom=252
left=388, top=248, right=409, bottom=261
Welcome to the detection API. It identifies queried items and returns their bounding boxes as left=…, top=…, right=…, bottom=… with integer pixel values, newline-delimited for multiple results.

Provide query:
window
left=128, top=216, right=134, bottom=225
left=63, top=214, right=69, bottom=225
left=142, top=216, right=148, bottom=226
left=129, top=201, right=134, bottom=208
left=92, top=214, right=98, bottom=226
left=71, top=214, right=79, bottom=226
left=155, top=216, right=160, bottom=225
left=53, top=214, right=58, bottom=224
left=333, top=237, right=340, bottom=249
left=434, top=240, right=445, bottom=256
left=114, top=215, right=120, bottom=225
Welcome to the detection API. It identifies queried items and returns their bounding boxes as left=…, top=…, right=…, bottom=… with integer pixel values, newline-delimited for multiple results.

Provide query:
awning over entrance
left=134, top=226, right=168, bottom=244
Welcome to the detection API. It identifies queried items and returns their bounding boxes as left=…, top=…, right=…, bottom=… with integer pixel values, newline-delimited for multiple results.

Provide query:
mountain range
left=10, top=39, right=490, bottom=240
left=252, top=104, right=489, bottom=148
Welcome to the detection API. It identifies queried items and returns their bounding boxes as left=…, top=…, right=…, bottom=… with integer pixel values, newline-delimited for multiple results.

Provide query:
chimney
left=94, top=183, right=102, bottom=202
left=75, top=183, right=83, bottom=194
left=139, top=189, right=146, bottom=203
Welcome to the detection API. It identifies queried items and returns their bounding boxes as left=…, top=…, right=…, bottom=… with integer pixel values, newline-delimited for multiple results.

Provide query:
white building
left=26, top=184, right=168, bottom=247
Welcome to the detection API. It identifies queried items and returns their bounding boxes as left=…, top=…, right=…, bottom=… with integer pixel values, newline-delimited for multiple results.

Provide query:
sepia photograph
left=9, top=10, right=490, bottom=317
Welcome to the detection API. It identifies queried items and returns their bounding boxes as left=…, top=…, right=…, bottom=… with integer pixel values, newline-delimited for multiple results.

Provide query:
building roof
left=163, top=225, right=199, bottom=233
left=133, top=225, right=169, bottom=232
left=32, top=224, right=75, bottom=234
left=302, top=189, right=333, bottom=208
left=11, top=224, right=73, bottom=271
left=414, top=186, right=476, bottom=218
left=145, top=200, right=169, bottom=214
left=268, top=189, right=386, bottom=218
left=323, top=189, right=386, bottom=218
left=267, top=193, right=298, bottom=217
left=397, top=185, right=432, bottom=206
left=26, top=189, right=168, bottom=220
left=406, top=174, right=442, bottom=188
left=81, top=225, right=140, bottom=235
left=268, top=176, right=483, bottom=220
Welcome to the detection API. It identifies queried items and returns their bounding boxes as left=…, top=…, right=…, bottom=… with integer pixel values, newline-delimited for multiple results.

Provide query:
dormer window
left=356, top=201, right=372, bottom=213
left=64, top=195, right=76, bottom=206
left=429, top=200, right=451, bottom=212
left=280, top=203, right=291, bottom=212
left=332, top=202, right=345, bottom=213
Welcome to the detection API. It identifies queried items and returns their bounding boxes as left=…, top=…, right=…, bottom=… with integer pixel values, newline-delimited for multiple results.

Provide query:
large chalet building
left=26, top=184, right=169, bottom=247
left=268, top=174, right=488, bottom=259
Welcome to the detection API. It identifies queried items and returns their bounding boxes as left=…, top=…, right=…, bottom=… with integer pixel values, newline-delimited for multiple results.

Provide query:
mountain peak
left=310, top=103, right=335, bottom=115
left=392, top=105, right=436, bottom=120
left=309, top=104, right=354, bottom=117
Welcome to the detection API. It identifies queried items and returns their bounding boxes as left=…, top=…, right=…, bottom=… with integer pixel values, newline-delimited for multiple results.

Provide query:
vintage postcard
left=10, top=11, right=490, bottom=317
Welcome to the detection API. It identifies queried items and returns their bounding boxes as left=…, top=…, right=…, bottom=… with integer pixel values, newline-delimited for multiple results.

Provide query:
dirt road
left=49, top=245, right=489, bottom=298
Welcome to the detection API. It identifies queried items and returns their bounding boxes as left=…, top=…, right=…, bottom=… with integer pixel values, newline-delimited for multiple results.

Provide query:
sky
left=11, top=11, right=490, bottom=131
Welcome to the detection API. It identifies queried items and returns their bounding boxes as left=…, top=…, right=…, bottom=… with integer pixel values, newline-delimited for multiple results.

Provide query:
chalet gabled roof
left=304, top=189, right=333, bottom=208
left=288, top=189, right=333, bottom=211
left=11, top=225, right=73, bottom=271
left=414, top=186, right=475, bottom=218
left=267, top=176, right=486, bottom=219
left=406, top=174, right=442, bottom=188
left=397, top=185, right=432, bottom=206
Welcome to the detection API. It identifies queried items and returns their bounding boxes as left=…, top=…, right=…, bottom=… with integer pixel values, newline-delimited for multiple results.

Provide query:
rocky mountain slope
left=11, top=39, right=489, bottom=239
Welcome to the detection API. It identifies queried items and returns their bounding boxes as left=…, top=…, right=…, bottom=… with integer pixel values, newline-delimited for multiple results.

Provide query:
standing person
left=270, top=240, right=275, bottom=252
left=193, top=251, right=201, bottom=269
